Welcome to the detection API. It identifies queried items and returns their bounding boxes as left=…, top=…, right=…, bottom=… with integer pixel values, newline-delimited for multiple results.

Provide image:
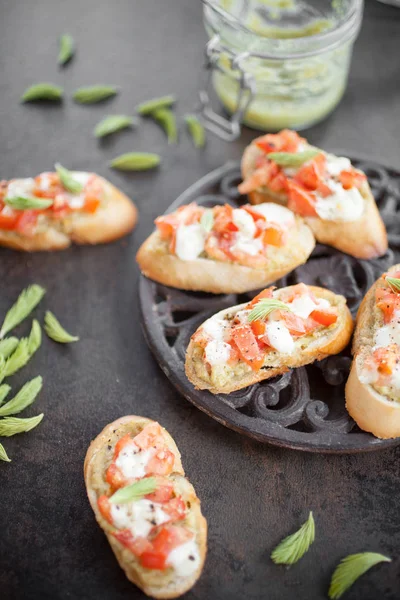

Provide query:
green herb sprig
left=44, top=311, right=79, bottom=343
left=0, top=443, right=11, bottom=462
left=0, top=385, right=11, bottom=406
left=110, top=152, right=161, bottom=172
left=0, top=338, right=19, bottom=359
left=386, top=277, right=400, bottom=294
left=0, top=377, right=43, bottom=417
left=0, top=414, right=44, bottom=437
left=94, top=115, right=136, bottom=138
left=184, top=115, right=206, bottom=148
left=271, top=511, right=315, bottom=565
left=4, top=196, right=53, bottom=211
left=151, top=108, right=178, bottom=144
left=73, top=85, right=118, bottom=104
left=109, top=477, right=158, bottom=504
left=200, top=209, right=214, bottom=232
left=267, top=149, right=320, bottom=168
left=136, top=95, right=176, bottom=115
left=58, top=34, right=75, bottom=66
left=28, top=320, right=42, bottom=355
left=21, top=83, right=63, bottom=102
left=328, top=552, right=391, bottom=599
left=247, top=299, right=291, bottom=323
left=55, top=163, right=83, bottom=194
left=0, top=285, right=46, bottom=339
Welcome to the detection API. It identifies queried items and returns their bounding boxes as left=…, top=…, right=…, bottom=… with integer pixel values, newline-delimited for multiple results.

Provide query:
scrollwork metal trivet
left=139, top=157, right=400, bottom=453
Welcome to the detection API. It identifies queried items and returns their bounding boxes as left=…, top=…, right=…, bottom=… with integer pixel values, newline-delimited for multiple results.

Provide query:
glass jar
left=200, top=0, right=364, bottom=139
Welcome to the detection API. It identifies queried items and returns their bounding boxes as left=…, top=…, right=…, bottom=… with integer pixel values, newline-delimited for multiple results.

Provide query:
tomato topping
left=255, top=130, right=303, bottom=154
left=287, top=181, right=318, bottom=217
left=278, top=283, right=312, bottom=304
left=113, top=433, right=133, bottom=460
left=134, top=423, right=165, bottom=451
left=339, top=169, right=366, bottom=190
left=260, top=225, right=284, bottom=247
left=0, top=210, right=19, bottom=230
left=146, top=448, right=175, bottom=476
left=155, top=214, right=178, bottom=240
left=15, top=210, right=38, bottom=235
left=212, top=204, right=238, bottom=234
left=238, top=163, right=279, bottom=194
left=376, top=288, right=400, bottom=323
left=113, top=529, right=153, bottom=557
left=250, top=320, right=266, bottom=338
left=140, top=526, right=193, bottom=571
left=248, top=287, right=274, bottom=308
left=83, top=196, right=100, bottom=213
left=372, top=345, right=399, bottom=376
left=231, top=324, right=264, bottom=371
left=295, top=154, right=326, bottom=190
left=310, top=307, right=338, bottom=326
left=145, top=477, right=174, bottom=503
left=268, top=172, right=288, bottom=193
left=98, top=495, right=113, bottom=524
left=105, top=462, right=126, bottom=490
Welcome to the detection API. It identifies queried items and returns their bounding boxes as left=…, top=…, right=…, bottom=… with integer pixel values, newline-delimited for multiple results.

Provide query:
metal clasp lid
left=198, top=34, right=256, bottom=142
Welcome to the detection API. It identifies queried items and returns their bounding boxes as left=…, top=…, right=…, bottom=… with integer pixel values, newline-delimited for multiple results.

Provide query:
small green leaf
left=136, top=95, right=176, bottom=115
left=200, top=209, right=214, bottom=232
left=0, top=413, right=44, bottom=437
left=0, top=339, right=31, bottom=382
left=271, top=511, right=315, bottom=565
left=44, top=311, right=79, bottom=343
left=0, top=443, right=11, bottom=462
left=151, top=108, right=177, bottom=144
left=94, top=115, right=136, bottom=138
left=184, top=114, right=206, bottom=148
left=73, top=85, right=118, bottom=104
left=4, top=196, right=53, bottom=210
left=109, top=477, right=157, bottom=504
left=58, top=33, right=74, bottom=65
left=21, top=83, right=63, bottom=102
left=266, top=149, right=320, bottom=168
left=0, top=385, right=11, bottom=406
left=385, top=277, right=400, bottom=294
left=0, top=285, right=46, bottom=339
left=55, top=163, right=83, bottom=194
left=248, top=299, right=292, bottom=323
left=0, top=376, right=43, bottom=417
left=28, top=320, right=42, bottom=355
left=110, top=152, right=161, bottom=172
left=0, top=338, right=19, bottom=359
left=329, top=552, right=391, bottom=599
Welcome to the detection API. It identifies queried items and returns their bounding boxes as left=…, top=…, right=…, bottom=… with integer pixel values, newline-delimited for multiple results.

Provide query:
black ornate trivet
left=139, top=157, right=400, bottom=453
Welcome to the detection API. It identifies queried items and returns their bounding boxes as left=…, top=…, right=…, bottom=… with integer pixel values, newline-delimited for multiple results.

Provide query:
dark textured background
left=0, top=1, right=399, bottom=599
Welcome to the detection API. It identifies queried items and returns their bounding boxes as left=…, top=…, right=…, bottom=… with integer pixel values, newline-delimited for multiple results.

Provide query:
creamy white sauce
left=324, top=154, right=352, bottom=177
left=265, top=320, right=294, bottom=354
left=175, top=224, right=206, bottom=261
left=288, top=295, right=330, bottom=319
left=115, top=441, right=154, bottom=480
left=231, top=235, right=263, bottom=256
left=373, top=311, right=400, bottom=348
left=6, top=178, right=35, bottom=199
left=315, top=180, right=364, bottom=222
left=232, top=208, right=256, bottom=238
left=110, top=499, right=169, bottom=539
left=250, top=203, right=295, bottom=226
left=71, top=171, right=91, bottom=186
left=235, top=309, right=251, bottom=324
left=167, top=539, right=200, bottom=577
left=202, top=318, right=229, bottom=341
left=204, top=340, right=232, bottom=365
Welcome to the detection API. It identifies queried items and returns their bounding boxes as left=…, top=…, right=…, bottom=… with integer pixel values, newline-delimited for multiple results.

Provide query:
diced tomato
left=372, top=344, right=399, bottom=376
left=250, top=320, right=266, bottom=338
left=134, top=423, right=165, bottom=451
left=105, top=462, right=126, bottom=490
left=260, top=225, right=284, bottom=247
left=162, top=496, right=187, bottom=522
left=15, top=210, right=38, bottom=235
left=0, top=210, right=19, bottom=230
left=113, top=529, right=153, bottom=557
left=212, top=205, right=238, bottom=234
left=339, top=169, right=366, bottom=190
left=255, top=130, right=303, bottom=154
left=295, top=154, right=326, bottom=191
left=227, top=344, right=240, bottom=364
left=231, top=324, right=264, bottom=371
left=140, top=526, right=193, bottom=571
left=287, top=181, right=318, bottom=217
left=113, top=433, right=134, bottom=459
left=145, top=477, right=174, bottom=503
left=238, top=163, right=279, bottom=194
left=268, top=172, right=288, bottom=193
left=278, top=283, right=312, bottom=304
left=155, top=214, right=178, bottom=240
left=248, top=287, right=274, bottom=308
left=310, top=307, right=338, bottom=326
left=98, top=495, right=113, bottom=524
left=376, top=288, right=400, bottom=323
left=146, top=448, right=175, bottom=476
left=33, top=173, right=63, bottom=199
left=83, top=196, right=100, bottom=213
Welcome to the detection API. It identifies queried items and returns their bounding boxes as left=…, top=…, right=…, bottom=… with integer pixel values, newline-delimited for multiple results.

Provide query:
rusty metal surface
left=140, top=159, right=400, bottom=453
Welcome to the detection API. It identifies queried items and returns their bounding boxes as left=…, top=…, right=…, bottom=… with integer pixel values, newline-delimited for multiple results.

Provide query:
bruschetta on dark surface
left=239, top=129, right=387, bottom=260
left=346, top=265, right=400, bottom=439
left=84, top=416, right=207, bottom=599
left=137, top=201, right=315, bottom=294
left=0, top=169, right=137, bottom=251
left=186, top=283, right=353, bottom=394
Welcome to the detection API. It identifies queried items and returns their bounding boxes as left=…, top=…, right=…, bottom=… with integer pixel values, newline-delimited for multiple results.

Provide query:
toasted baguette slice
left=0, top=174, right=137, bottom=251
left=241, top=137, right=388, bottom=259
left=137, top=203, right=315, bottom=294
left=185, top=285, right=353, bottom=394
left=345, top=265, right=400, bottom=438
left=84, top=416, right=207, bottom=599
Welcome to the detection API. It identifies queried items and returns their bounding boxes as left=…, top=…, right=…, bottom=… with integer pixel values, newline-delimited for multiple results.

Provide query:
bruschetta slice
left=0, top=167, right=137, bottom=251
left=346, top=265, right=400, bottom=438
left=136, top=201, right=315, bottom=294
left=185, top=283, right=353, bottom=394
left=84, top=416, right=207, bottom=599
left=239, top=129, right=387, bottom=259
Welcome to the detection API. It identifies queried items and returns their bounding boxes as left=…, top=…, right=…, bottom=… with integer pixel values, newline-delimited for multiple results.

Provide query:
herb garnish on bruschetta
left=136, top=201, right=315, bottom=294
left=239, top=129, right=387, bottom=259
left=185, top=283, right=353, bottom=394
